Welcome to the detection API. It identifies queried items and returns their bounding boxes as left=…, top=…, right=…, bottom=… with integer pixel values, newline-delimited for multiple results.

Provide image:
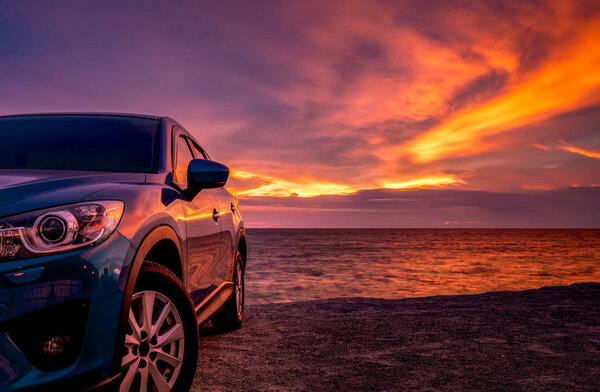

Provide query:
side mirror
left=187, top=159, right=229, bottom=191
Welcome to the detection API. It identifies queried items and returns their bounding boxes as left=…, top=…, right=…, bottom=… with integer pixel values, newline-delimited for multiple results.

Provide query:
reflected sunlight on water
left=245, top=229, right=600, bottom=304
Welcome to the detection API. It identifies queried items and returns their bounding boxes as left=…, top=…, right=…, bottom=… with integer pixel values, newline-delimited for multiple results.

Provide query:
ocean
left=244, top=229, right=600, bottom=305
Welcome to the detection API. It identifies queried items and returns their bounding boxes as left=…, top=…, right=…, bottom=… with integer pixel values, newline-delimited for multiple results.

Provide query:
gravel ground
left=192, top=283, right=600, bottom=391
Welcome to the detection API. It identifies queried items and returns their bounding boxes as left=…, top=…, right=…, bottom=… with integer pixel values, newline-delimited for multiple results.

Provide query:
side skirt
left=195, top=281, right=234, bottom=325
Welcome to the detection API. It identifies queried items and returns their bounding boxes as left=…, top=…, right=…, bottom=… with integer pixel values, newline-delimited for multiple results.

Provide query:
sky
left=1, top=0, right=599, bottom=227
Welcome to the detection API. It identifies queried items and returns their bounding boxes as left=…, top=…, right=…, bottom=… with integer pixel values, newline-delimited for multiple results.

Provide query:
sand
left=192, top=283, right=600, bottom=391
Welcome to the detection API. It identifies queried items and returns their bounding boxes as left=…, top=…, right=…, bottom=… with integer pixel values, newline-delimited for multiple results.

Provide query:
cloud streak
left=534, top=141, right=600, bottom=160
left=557, top=143, right=600, bottom=160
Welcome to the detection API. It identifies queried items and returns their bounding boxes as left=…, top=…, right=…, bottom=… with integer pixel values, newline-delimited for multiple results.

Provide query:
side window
left=173, top=136, right=194, bottom=189
left=189, top=140, right=210, bottom=160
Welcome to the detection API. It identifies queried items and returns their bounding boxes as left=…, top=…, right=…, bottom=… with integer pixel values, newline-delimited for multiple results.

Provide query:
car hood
left=0, top=169, right=146, bottom=217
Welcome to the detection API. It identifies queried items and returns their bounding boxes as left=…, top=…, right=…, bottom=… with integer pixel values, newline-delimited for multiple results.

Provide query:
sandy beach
left=192, top=283, right=600, bottom=391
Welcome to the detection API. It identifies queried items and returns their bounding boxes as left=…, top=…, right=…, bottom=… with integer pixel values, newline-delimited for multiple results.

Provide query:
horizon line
left=245, top=227, right=600, bottom=230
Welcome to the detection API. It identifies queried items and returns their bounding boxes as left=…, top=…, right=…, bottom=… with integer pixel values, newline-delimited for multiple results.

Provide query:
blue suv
left=0, top=113, right=247, bottom=391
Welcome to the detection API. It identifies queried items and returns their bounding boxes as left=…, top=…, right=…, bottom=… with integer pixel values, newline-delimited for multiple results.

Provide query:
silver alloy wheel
left=120, top=290, right=185, bottom=392
left=235, top=261, right=243, bottom=319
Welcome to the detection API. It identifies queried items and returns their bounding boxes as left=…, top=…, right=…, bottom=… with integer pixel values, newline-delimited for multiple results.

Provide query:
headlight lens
left=0, top=201, right=124, bottom=261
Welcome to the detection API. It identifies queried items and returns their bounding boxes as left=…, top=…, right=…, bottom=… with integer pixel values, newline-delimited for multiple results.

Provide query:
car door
left=187, top=138, right=234, bottom=282
left=172, top=130, right=222, bottom=307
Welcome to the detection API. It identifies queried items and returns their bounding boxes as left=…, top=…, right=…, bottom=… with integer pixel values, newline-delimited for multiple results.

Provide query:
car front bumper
left=0, top=231, right=135, bottom=391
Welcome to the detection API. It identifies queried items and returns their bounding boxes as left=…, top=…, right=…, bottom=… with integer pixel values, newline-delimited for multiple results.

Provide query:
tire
left=119, top=262, right=199, bottom=392
left=212, top=251, right=244, bottom=332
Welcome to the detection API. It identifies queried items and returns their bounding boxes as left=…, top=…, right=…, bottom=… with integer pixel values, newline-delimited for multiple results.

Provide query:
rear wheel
left=120, top=262, right=198, bottom=392
left=212, top=251, right=244, bottom=331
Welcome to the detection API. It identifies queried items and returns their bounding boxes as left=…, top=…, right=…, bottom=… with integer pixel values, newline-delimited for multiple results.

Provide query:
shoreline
left=193, top=283, right=600, bottom=391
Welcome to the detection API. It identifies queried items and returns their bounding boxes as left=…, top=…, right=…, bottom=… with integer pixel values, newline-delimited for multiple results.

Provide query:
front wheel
left=120, top=262, right=198, bottom=392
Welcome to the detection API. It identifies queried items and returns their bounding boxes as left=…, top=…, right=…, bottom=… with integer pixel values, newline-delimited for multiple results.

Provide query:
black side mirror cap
left=187, top=159, right=230, bottom=192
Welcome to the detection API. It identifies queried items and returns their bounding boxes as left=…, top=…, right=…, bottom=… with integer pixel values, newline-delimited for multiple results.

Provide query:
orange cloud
left=532, top=143, right=553, bottom=152
left=395, top=17, right=600, bottom=163
left=229, top=169, right=357, bottom=197
left=533, top=141, right=600, bottom=160
left=522, top=184, right=553, bottom=191
left=557, top=143, right=600, bottom=160
left=380, top=175, right=463, bottom=190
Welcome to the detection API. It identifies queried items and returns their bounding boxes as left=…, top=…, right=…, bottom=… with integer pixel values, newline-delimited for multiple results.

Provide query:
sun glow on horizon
left=229, top=169, right=357, bottom=197
left=380, top=175, right=463, bottom=190
left=229, top=170, right=465, bottom=197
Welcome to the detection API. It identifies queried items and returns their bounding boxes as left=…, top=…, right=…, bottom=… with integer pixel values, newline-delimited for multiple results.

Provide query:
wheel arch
left=236, top=228, right=247, bottom=269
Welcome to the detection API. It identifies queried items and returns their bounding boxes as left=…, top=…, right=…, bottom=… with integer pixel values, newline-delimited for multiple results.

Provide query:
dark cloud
left=447, top=70, right=509, bottom=112
left=240, top=187, right=600, bottom=228
left=333, top=39, right=390, bottom=83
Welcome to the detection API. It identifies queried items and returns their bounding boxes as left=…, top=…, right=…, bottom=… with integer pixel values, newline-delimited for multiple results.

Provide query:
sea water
left=244, top=229, right=600, bottom=304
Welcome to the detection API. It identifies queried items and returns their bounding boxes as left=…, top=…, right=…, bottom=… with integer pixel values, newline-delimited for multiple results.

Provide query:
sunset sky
left=1, top=0, right=599, bottom=227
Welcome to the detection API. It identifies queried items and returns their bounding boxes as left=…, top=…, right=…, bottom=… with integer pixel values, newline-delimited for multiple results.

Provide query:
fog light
left=41, top=335, right=68, bottom=356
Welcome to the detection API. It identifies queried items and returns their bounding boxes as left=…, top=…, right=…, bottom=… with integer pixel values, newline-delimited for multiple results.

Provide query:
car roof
left=0, top=112, right=162, bottom=120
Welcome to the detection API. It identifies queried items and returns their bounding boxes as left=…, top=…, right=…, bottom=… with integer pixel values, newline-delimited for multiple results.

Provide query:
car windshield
left=0, top=115, right=159, bottom=173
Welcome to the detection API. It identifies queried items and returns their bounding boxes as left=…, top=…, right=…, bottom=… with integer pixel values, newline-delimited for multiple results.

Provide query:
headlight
left=0, top=201, right=124, bottom=261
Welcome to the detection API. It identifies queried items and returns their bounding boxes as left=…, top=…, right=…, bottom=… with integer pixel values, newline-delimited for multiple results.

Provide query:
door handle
left=212, top=208, right=220, bottom=222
